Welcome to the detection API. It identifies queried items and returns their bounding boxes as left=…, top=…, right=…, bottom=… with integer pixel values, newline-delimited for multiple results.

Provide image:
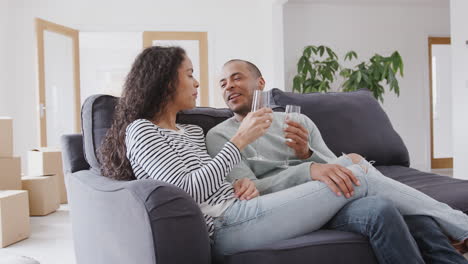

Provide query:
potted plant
left=292, top=45, right=404, bottom=103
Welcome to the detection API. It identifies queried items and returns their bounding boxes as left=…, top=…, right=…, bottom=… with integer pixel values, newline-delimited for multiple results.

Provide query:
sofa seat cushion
left=225, top=229, right=377, bottom=264
left=271, top=88, right=409, bottom=167
left=376, top=166, right=468, bottom=213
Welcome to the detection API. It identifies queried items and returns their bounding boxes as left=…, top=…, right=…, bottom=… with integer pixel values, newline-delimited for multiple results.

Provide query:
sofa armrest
left=69, top=170, right=211, bottom=264
left=61, top=134, right=90, bottom=174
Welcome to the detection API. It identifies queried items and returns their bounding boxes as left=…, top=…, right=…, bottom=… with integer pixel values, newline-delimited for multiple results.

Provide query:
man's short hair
left=224, top=59, right=262, bottom=78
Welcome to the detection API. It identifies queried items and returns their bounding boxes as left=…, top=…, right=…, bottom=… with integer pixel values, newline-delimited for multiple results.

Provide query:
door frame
left=428, top=36, right=452, bottom=169
left=35, top=18, right=81, bottom=147
left=143, top=31, right=209, bottom=106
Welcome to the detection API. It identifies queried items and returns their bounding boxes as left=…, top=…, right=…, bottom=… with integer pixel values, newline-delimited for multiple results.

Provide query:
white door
left=36, top=18, right=81, bottom=148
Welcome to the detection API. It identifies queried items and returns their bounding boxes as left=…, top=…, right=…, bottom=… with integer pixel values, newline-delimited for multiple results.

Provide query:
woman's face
left=172, top=55, right=200, bottom=111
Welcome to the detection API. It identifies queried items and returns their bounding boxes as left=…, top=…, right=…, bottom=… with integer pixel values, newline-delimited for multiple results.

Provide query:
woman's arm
left=126, top=120, right=241, bottom=204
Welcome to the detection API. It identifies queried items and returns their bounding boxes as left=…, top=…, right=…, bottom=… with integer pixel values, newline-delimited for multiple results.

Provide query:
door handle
left=39, top=103, right=46, bottom=118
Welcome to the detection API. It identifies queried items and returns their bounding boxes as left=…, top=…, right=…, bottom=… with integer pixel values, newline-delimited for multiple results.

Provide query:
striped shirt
left=126, top=119, right=241, bottom=236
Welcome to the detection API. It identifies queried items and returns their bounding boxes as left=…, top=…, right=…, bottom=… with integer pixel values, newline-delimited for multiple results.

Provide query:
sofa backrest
left=81, top=89, right=409, bottom=173
left=81, top=94, right=234, bottom=172
left=271, top=88, right=410, bottom=167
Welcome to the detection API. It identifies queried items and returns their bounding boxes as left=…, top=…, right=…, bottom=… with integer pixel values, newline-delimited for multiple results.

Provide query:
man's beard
left=232, top=103, right=251, bottom=117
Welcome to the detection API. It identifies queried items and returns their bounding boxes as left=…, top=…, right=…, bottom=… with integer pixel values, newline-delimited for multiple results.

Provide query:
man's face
left=219, top=62, right=264, bottom=116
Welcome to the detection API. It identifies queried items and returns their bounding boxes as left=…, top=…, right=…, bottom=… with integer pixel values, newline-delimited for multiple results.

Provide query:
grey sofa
left=61, top=88, right=468, bottom=264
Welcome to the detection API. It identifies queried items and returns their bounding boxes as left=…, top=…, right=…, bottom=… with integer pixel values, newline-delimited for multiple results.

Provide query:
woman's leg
left=213, top=173, right=369, bottom=256
left=213, top=154, right=468, bottom=256
left=343, top=153, right=468, bottom=242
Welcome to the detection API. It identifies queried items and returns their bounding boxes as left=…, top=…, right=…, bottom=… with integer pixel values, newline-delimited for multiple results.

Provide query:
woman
left=99, top=46, right=468, bottom=258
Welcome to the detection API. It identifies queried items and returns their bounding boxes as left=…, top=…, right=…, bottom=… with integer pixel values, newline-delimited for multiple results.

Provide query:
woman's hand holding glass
left=230, top=107, right=273, bottom=151
left=247, top=90, right=273, bottom=160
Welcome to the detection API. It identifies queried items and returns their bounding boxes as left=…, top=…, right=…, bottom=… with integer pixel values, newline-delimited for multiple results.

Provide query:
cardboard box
left=21, top=176, right=59, bottom=216
left=0, top=118, right=13, bottom=157
left=0, top=190, right=30, bottom=248
left=28, top=148, right=63, bottom=176
left=0, top=157, right=21, bottom=190
left=44, top=172, right=67, bottom=204
left=28, top=148, right=67, bottom=203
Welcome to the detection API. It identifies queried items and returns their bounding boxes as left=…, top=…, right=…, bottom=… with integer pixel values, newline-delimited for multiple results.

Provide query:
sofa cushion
left=376, top=166, right=468, bottom=214
left=271, top=88, right=410, bottom=167
left=61, top=134, right=90, bottom=174
left=177, top=108, right=234, bottom=135
left=225, top=230, right=377, bottom=264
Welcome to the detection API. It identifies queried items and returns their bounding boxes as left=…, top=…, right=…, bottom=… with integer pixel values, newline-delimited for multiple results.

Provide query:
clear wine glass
left=247, top=90, right=271, bottom=161
left=277, top=105, right=302, bottom=168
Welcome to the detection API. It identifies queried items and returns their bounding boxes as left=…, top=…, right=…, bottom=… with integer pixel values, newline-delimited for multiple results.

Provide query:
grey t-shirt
left=206, top=112, right=337, bottom=195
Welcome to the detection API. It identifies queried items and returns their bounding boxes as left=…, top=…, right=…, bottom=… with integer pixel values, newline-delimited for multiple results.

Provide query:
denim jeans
left=328, top=196, right=468, bottom=264
left=212, top=154, right=468, bottom=256
left=404, top=215, right=468, bottom=264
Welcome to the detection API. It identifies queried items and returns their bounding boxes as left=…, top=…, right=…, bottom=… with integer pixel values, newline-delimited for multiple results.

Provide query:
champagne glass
left=277, top=105, right=302, bottom=168
left=247, top=90, right=271, bottom=161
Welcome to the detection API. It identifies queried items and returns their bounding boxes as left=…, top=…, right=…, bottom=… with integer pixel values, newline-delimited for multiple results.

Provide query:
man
left=206, top=59, right=468, bottom=263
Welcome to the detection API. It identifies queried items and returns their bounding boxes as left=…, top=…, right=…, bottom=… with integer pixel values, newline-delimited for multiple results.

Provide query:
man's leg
left=325, top=196, right=425, bottom=264
left=405, top=215, right=468, bottom=264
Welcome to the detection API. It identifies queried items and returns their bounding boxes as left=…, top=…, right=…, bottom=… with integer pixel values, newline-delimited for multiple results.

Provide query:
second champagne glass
left=277, top=105, right=302, bottom=168
left=247, top=90, right=271, bottom=161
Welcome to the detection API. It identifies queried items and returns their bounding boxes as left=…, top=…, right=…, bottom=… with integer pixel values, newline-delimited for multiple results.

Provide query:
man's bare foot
left=451, top=239, right=468, bottom=254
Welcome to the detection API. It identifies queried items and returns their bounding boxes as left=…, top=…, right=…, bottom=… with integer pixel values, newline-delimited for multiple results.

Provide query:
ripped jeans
left=212, top=154, right=468, bottom=256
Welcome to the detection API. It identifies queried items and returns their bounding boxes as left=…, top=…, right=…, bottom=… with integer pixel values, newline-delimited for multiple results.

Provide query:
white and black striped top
left=126, top=119, right=241, bottom=236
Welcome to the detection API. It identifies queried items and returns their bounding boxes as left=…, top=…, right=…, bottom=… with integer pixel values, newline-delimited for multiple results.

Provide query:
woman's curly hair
left=98, top=46, right=186, bottom=180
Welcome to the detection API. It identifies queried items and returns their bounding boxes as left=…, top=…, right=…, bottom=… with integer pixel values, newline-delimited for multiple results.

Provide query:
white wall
left=0, top=0, right=10, bottom=116
left=450, top=0, right=468, bottom=179
left=1, top=0, right=285, bottom=171
left=284, top=2, right=450, bottom=171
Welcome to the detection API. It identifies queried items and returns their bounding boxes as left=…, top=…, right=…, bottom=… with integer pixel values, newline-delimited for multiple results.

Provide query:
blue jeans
left=404, top=215, right=468, bottom=264
left=327, top=196, right=468, bottom=264
left=212, top=154, right=468, bottom=256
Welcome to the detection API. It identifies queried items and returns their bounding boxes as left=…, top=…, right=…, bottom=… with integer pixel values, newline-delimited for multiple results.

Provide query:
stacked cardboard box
left=0, top=117, right=30, bottom=247
left=0, top=117, right=21, bottom=190
left=0, top=190, right=30, bottom=248
left=28, top=148, right=67, bottom=204
left=21, top=176, right=59, bottom=216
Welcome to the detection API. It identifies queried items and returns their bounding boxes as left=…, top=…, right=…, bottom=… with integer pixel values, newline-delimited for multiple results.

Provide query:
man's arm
left=206, top=128, right=311, bottom=195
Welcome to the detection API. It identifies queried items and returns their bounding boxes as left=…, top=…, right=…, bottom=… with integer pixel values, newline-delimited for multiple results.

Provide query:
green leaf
left=344, top=51, right=358, bottom=61
left=293, top=75, right=301, bottom=92
left=340, top=68, right=351, bottom=78
left=297, top=56, right=306, bottom=73
left=309, top=45, right=318, bottom=55
left=331, top=61, right=339, bottom=71
left=324, top=70, right=333, bottom=82
left=303, top=60, right=312, bottom=75
left=362, top=72, right=370, bottom=85
left=318, top=81, right=326, bottom=91
left=310, top=69, right=317, bottom=80
left=318, top=46, right=325, bottom=57
left=356, top=71, right=362, bottom=83
left=391, top=55, right=399, bottom=73
left=326, top=47, right=337, bottom=60
left=399, top=60, right=404, bottom=77
left=304, top=46, right=312, bottom=59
